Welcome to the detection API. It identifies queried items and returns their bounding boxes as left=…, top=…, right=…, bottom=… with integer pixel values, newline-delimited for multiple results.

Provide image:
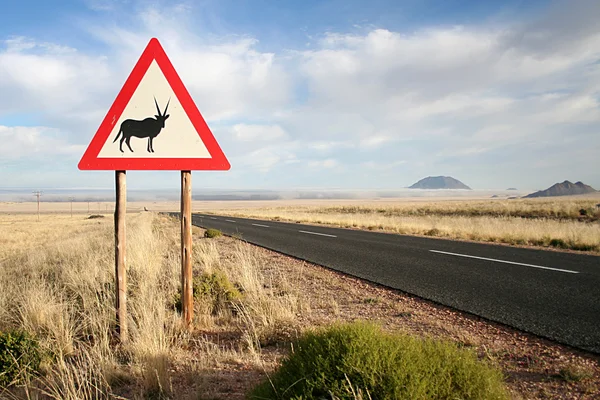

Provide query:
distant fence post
left=33, top=191, right=42, bottom=222
left=181, top=170, right=193, bottom=327
left=115, top=170, right=128, bottom=342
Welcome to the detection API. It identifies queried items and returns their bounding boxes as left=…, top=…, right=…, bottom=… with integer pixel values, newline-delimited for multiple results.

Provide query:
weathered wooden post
left=181, top=171, right=193, bottom=326
left=114, top=171, right=128, bottom=342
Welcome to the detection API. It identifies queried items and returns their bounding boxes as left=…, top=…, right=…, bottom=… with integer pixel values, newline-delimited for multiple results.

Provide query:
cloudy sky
left=1, top=0, right=598, bottom=191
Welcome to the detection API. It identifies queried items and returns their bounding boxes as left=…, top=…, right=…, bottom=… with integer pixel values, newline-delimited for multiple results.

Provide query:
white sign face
left=97, top=61, right=211, bottom=159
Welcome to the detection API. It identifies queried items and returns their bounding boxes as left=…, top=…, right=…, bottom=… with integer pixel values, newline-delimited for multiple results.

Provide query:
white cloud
left=361, top=160, right=406, bottom=170
left=0, top=126, right=84, bottom=159
left=233, top=124, right=287, bottom=141
left=308, top=159, right=338, bottom=169
left=82, top=8, right=292, bottom=122
left=0, top=12, right=292, bottom=141
left=234, top=143, right=299, bottom=173
left=308, top=141, right=354, bottom=151
left=285, top=2, right=600, bottom=188
left=0, top=0, right=599, bottom=189
left=359, top=135, right=394, bottom=148
left=0, top=37, right=113, bottom=124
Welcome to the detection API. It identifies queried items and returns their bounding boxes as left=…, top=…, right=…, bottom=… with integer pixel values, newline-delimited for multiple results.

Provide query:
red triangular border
left=78, top=38, right=230, bottom=171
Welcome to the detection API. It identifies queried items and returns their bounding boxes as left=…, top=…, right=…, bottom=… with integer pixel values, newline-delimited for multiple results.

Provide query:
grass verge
left=213, top=199, right=600, bottom=252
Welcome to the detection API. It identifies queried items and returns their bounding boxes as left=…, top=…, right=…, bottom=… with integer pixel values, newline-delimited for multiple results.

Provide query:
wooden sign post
left=181, top=171, right=193, bottom=326
left=114, top=171, right=128, bottom=342
left=78, top=38, right=230, bottom=340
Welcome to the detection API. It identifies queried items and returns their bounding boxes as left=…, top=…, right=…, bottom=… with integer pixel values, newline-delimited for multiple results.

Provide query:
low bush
left=549, top=238, right=568, bottom=249
left=195, top=271, right=241, bottom=314
left=250, top=322, right=508, bottom=400
left=204, top=228, right=222, bottom=238
left=174, top=270, right=241, bottom=315
left=0, top=330, right=42, bottom=387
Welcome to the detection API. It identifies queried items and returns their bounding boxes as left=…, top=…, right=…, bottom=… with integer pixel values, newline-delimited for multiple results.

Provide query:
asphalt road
left=190, top=213, right=600, bottom=353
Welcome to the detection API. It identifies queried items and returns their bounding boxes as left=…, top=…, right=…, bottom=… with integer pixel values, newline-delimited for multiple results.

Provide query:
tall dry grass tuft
left=194, top=240, right=220, bottom=276
left=122, top=213, right=186, bottom=398
left=191, top=237, right=300, bottom=333
left=0, top=212, right=305, bottom=398
left=17, top=284, right=77, bottom=358
left=0, top=213, right=190, bottom=398
left=224, top=242, right=300, bottom=351
left=38, top=348, right=116, bottom=400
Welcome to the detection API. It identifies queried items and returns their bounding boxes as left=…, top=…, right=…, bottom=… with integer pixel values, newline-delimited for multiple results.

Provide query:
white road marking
left=429, top=250, right=579, bottom=274
left=299, top=230, right=337, bottom=238
left=210, top=217, right=217, bottom=220
left=252, top=223, right=270, bottom=228
left=225, top=219, right=236, bottom=223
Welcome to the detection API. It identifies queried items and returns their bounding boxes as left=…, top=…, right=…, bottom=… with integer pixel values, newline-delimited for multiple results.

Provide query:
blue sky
left=0, top=0, right=598, bottom=191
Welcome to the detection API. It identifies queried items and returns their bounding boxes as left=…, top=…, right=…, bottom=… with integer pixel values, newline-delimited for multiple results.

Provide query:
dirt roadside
left=194, top=229, right=600, bottom=400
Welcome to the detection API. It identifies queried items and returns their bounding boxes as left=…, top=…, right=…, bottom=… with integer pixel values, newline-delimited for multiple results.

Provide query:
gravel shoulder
left=197, top=230, right=600, bottom=400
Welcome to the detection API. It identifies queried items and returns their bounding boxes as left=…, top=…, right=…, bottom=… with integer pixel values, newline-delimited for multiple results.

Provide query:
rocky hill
left=524, top=181, right=597, bottom=198
left=408, top=176, right=471, bottom=190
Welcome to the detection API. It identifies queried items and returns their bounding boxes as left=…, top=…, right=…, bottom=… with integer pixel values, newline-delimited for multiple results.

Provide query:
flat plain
left=2, top=195, right=599, bottom=254
left=208, top=195, right=600, bottom=252
left=0, top=205, right=599, bottom=398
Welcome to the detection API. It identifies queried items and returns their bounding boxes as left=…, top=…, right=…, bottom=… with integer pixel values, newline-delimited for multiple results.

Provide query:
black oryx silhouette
left=113, top=97, right=170, bottom=153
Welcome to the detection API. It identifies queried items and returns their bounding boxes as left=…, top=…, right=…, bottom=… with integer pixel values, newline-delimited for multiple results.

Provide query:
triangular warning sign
left=79, top=38, right=230, bottom=171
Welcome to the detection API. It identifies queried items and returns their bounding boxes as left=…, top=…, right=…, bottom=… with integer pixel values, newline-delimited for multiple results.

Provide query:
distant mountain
left=506, top=188, right=518, bottom=191
left=524, top=181, right=597, bottom=198
left=408, top=176, right=471, bottom=190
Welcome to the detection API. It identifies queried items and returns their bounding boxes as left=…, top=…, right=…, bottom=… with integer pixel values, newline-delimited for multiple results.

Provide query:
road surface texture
left=187, top=213, right=600, bottom=353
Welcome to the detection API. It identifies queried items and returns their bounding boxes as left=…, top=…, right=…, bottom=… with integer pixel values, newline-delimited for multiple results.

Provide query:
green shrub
left=250, top=322, right=508, bottom=400
left=204, top=228, right=222, bottom=238
left=174, top=270, right=241, bottom=315
left=0, top=330, right=42, bottom=387
left=195, top=271, right=241, bottom=314
left=549, top=238, right=568, bottom=249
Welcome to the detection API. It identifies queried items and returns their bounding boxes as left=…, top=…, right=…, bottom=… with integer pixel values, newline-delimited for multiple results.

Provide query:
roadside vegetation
left=214, top=198, right=600, bottom=252
left=251, top=322, right=508, bottom=400
left=0, top=213, right=301, bottom=398
left=0, top=211, right=597, bottom=399
left=204, top=228, right=222, bottom=238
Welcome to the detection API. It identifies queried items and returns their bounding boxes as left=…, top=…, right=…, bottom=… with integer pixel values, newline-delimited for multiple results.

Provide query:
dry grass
left=1, top=210, right=598, bottom=399
left=0, top=213, right=112, bottom=259
left=213, top=198, right=600, bottom=252
left=0, top=212, right=297, bottom=399
left=308, top=198, right=600, bottom=220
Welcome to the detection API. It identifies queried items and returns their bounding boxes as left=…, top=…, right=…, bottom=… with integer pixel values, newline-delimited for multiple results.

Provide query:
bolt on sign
left=79, top=38, right=230, bottom=341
